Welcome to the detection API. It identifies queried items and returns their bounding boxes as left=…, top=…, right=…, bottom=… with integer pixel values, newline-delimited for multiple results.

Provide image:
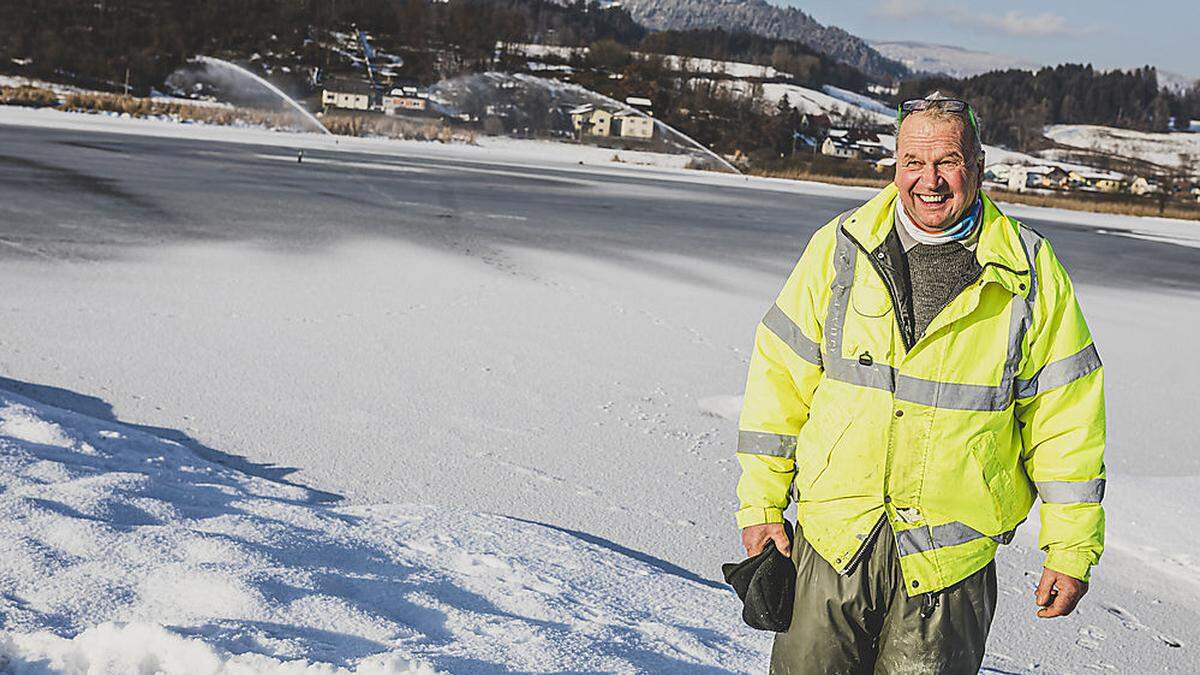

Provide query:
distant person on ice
left=735, top=94, right=1105, bottom=673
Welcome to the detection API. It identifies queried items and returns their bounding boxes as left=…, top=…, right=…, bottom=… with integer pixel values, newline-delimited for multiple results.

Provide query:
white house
left=1129, top=176, right=1162, bottom=196
left=569, top=104, right=617, bottom=137
left=821, top=135, right=860, bottom=159
left=983, top=163, right=1012, bottom=183
left=321, top=81, right=373, bottom=111
left=381, top=85, right=429, bottom=114
left=1008, top=165, right=1068, bottom=192
left=613, top=110, right=653, bottom=139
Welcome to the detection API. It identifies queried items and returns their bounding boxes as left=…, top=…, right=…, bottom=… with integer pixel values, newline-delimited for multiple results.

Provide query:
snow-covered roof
left=322, top=79, right=374, bottom=95
left=1072, top=169, right=1125, bottom=181
left=1022, top=165, right=1065, bottom=175
left=625, top=96, right=653, bottom=108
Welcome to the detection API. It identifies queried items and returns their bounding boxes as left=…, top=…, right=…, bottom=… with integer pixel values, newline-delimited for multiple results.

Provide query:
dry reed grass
left=319, top=111, right=474, bottom=143
left=60, top=91, right=305, bottom=130
left=0, top=85, right=59, bottom=107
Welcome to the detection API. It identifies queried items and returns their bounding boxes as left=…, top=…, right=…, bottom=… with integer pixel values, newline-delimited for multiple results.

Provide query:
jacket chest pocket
left=846, top=283, right=897, bottom=364
left=851, top=285, right=893, bottom=318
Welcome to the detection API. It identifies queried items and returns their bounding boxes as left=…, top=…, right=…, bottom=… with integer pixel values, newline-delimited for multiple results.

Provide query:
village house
left=612, top=110, right=654, bottom=140
left=1007, top=165, right=1069, bottom=192
left=1069, top=169, right=1126, bottom=193
left=983, top=163, right=1012, bottom=185
left=321, top=80, right=374, bottom=111
left=855, top=139, right=888, bottom=160
left=820, top=128, right=883, bottom=160
left=821, top=134, right=860, bottom=159
left=1129, top=176, right=1163, bottom=196
left=569, top=104, right=615, bottom=137
left=570, top=104, right=652, bottom=140
left=799, top=113, right=832, bottom=134
left=381, top=84, right=429, bottom=115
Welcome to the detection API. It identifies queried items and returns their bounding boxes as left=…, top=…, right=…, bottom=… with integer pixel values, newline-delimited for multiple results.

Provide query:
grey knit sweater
left=906, top=243, right=981, bottom=341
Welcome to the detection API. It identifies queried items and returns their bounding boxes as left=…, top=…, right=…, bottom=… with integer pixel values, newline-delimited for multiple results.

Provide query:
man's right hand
left=742, top=523, right=791, bottom=558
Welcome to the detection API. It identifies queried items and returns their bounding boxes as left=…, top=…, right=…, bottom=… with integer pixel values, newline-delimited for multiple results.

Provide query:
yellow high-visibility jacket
left=736, top=185, right=1105, bottom=595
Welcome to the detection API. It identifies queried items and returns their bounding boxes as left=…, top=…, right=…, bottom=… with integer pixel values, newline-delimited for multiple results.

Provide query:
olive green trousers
left=770, top=519, right=996, bottom=675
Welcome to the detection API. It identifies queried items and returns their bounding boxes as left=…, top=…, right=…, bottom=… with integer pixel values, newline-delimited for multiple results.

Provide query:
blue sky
left=784, top=0, right=1198, bottom=80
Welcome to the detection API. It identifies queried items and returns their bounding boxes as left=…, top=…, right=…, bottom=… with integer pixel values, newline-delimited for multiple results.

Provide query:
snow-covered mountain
left=1158, top=69, right=1199, bottom=94
left=870, top=40, right=1196, bottom=95
left=618, top=0, right=909, bottom=80
left=870, top=40, right=1040, bottom=78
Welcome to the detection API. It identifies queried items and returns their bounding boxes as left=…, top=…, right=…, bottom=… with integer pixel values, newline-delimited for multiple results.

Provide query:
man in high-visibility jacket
left=737, top=95, right=1105, bottom=674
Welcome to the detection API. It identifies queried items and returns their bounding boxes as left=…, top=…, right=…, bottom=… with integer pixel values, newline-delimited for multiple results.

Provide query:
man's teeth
left=917, top=194, right=948, bottom=204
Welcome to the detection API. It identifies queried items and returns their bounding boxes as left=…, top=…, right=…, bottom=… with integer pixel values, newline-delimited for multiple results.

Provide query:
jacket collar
left=841, top=185, right=1031, bottom=296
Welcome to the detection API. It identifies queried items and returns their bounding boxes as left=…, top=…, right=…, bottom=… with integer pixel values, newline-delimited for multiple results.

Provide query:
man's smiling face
left=894, top=114, right=981, bottom=231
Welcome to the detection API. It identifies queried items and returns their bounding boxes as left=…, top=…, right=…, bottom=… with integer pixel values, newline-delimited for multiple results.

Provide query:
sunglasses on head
left=897, top=98, right=981, bottom=142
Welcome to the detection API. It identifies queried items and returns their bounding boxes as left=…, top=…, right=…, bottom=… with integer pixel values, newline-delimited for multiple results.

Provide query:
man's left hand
left=1035, top=567, right=1088, bottom=618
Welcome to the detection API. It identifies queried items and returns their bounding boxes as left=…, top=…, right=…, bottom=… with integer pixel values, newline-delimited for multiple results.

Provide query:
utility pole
left=124, top=67, right=130, bottom=96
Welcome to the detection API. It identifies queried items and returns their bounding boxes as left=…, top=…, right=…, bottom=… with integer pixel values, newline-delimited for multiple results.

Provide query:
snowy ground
left=0, top=107, right=1199, bottom=673
left=0, top=386, right=766, bottom=673
left=1046, top=124, right=1200, bottom=172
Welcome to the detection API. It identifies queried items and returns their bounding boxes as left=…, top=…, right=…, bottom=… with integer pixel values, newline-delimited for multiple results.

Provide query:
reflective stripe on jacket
left=735, top=184, right=1105, bottom=595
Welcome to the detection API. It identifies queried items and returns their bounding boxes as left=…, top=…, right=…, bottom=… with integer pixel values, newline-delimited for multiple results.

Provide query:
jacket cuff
left=1044, top=549, right=1094, bottom=583
left=736, top=506, right=785, bottom=529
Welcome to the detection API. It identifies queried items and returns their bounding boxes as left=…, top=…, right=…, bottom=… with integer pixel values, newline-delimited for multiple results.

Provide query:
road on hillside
left=2, top=123, right=1199, bottom=293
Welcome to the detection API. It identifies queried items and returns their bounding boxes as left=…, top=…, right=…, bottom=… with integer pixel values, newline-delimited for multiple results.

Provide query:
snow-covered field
left=1046, top=124, right=1200, bottom=172
left=1, top=107, right=1199, bottom=673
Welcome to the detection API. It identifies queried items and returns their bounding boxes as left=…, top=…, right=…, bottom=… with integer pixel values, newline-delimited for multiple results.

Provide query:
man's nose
left=920, top=164, right=942, bottom=189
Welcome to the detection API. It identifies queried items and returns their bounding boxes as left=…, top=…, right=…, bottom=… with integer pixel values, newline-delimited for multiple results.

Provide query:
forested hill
left=898, top=65, right=1200, bottom=149
left=0, top=0, right=647, bottom=92
left=618, top=0, right=908, bottom=81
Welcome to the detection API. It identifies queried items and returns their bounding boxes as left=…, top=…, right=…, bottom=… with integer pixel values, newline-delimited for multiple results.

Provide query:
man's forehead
left=897, top=116, right=971, bottom=153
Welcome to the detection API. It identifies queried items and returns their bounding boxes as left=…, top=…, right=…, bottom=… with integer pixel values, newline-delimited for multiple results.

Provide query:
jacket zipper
left=840, top=513, right=887, bottom=576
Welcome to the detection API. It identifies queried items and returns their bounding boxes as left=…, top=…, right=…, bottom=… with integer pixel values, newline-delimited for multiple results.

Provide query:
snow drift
left=0, top=388, right=768, bottom=673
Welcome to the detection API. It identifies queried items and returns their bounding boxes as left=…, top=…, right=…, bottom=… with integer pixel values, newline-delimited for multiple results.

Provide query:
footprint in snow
left=1076, top=625, right=1105, bottom=650
left=1102, top=603, right=1146, bottom=630
left=1156, top=634, right=1183, bottom=648
left=1102, top=603, right=1183, bottom=648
